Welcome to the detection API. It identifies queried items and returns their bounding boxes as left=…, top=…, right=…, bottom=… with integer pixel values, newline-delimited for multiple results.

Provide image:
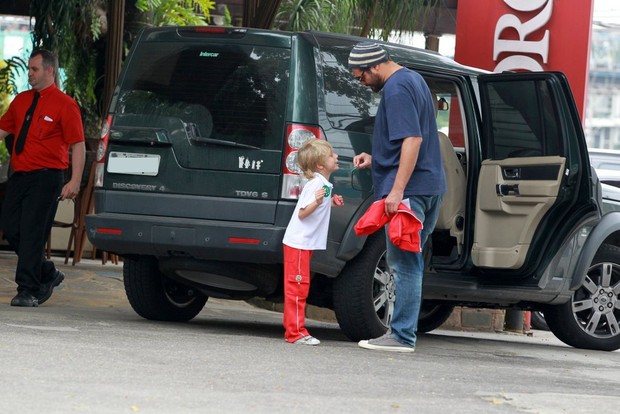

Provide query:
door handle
left=503, top=168, right=521, bottom=179
left=496, top=184, right=520, bottom=196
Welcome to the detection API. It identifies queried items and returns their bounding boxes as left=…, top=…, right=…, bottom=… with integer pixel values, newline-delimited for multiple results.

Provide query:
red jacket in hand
left=354, top=199, right=423, bottom=252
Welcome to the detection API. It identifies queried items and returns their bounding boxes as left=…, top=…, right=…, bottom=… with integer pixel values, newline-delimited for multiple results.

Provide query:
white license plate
left=107, top=152, right=161, bottom=176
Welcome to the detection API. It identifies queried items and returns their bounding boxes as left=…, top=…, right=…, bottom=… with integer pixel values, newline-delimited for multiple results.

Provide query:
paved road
left=0, top=251, right=619, bottom=413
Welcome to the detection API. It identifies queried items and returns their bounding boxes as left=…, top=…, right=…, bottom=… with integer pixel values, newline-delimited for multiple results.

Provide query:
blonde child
left=282, top=139, right=344, bottom=345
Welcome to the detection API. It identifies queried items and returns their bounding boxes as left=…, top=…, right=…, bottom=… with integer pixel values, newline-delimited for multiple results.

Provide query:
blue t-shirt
left=372, top=68, right=446, bottom=198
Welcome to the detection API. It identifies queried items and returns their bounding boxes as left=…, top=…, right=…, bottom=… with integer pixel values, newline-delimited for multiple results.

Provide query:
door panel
left=474, top=72, right=589, bottom=272
left=472, top=156, right=565, bottom=268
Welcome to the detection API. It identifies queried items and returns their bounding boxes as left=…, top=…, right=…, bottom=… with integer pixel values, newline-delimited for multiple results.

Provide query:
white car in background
left=589, top=148, right=620, bottom=188
left=589, top=148, right=620, bottom=170
left=596, top=169, right=620, bottom=189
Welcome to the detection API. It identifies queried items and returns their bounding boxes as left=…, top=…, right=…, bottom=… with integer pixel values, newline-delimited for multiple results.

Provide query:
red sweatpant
left=283, top=245, right=313, bottom=343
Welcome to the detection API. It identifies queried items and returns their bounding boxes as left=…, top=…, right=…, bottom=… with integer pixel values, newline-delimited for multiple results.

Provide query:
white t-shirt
left=282, top=173, right=333, bottom=250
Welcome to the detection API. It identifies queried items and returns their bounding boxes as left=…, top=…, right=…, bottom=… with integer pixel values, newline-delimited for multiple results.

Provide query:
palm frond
left=275, top=0, right=433, bottom=38
left=0, top=57, right=27, bottom=97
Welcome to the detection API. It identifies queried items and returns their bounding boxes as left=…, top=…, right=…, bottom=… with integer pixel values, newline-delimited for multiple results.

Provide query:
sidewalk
left=0, top=249, right=126, bottom=308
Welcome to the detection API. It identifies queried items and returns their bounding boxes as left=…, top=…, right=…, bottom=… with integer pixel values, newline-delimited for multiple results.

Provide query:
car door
left=472, top=72, right=596, bottom=272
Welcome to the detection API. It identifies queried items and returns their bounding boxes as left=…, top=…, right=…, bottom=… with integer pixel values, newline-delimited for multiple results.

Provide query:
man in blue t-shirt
left=350, top=41, right=446, bottom=353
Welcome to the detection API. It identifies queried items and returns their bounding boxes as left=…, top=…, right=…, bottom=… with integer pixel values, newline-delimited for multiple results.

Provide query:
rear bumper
left=85, top=212, right=286, bottom=263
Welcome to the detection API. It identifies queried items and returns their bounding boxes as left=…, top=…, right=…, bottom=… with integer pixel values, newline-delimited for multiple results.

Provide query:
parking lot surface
left=1, top=251, right=619, bottom=413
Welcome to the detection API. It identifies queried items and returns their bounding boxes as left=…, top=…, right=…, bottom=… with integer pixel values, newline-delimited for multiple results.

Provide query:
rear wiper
left=190, top=136, right=260, bottom=150
left=185, top=122, right=260, bottom=149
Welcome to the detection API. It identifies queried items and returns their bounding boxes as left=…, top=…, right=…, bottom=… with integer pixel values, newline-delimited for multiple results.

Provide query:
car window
left=319, top=44, right=381, bottom=131
left=426, top=78, right=467, bottom=149
left=115, top=42, right=290, bottom=150
left=483, top=79, right=563, bottom=160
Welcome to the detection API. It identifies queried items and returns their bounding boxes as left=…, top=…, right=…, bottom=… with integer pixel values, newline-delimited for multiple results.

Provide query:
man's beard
left=369, top=76, right=385, bottom=93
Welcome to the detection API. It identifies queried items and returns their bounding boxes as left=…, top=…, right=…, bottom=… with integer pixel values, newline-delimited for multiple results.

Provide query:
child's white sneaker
left=293, top=336, right=320, bottom=346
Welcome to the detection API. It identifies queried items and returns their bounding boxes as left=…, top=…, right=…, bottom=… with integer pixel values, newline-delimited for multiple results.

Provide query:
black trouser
left=1, top=169, right=63, bottom=294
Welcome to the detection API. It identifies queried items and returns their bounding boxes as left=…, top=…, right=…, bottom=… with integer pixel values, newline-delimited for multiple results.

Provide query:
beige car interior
left=471, top=156, right=565, bottom=269
left=436, top=131, right=466, bottom=254
left=432, top=90, right=467, bottom=256
left=429, top=78, right=566, bottom=271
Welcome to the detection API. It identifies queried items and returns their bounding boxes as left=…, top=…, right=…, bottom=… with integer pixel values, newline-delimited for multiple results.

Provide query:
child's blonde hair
left=297, top=139, right=333, bottom=179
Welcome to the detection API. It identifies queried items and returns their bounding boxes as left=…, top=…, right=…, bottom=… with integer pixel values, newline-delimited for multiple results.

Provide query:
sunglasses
left=354, top=69, right=369, bottom=82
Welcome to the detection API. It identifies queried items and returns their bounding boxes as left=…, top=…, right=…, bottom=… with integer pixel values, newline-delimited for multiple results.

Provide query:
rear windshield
left=113, top=42, right=290, bottom=150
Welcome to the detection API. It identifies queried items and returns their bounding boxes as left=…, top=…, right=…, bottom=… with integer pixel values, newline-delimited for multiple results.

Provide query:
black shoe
left=37, top=270, right=65, bottom=305
left=11, top=291, right=39, bottom=307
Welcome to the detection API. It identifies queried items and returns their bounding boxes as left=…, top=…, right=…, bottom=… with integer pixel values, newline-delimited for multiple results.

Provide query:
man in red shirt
left=0, top=49, right=85, bottom=307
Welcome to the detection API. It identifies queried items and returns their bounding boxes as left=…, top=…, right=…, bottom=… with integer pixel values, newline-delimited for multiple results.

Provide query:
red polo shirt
left=0, top=84, right=84, bottom=172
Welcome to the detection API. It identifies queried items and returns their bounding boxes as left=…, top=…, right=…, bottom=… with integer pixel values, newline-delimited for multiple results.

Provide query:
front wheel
left=124, top=256, right=208, bottom=322
left=418, top=303, right=455, bottom=333
left=333, top=233, right=393, bottom=341
left=545, top=244, right=620, bottom=351
left=333, top=233, right=450, bottom=340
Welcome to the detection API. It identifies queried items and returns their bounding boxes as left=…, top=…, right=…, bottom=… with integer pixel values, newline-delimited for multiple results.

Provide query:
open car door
left=472, top=72, right=596, bottom=273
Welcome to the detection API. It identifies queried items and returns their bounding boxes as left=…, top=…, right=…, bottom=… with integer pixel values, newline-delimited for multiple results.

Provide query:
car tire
left=529, top=311, right=549, bottom=331
left=544, top=243, right=620, bottom=351
left=333, top=233, right=392, bottom=341
left=124, top=256, right=208, bottom=322
left=418, top=303, right=455, bottom=333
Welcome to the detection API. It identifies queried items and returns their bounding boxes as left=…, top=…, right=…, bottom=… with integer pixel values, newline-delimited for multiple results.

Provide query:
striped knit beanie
left=348, top=42, right=388, bottom=70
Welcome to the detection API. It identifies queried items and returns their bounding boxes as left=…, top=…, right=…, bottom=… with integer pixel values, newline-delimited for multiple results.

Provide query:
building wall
left=585, top=26, right=620, bottom=149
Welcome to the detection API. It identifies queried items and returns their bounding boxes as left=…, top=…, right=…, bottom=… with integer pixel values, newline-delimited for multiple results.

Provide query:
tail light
left=94, top=115, right=112, bottom=187
left=281, top=123, right=324, bottom=199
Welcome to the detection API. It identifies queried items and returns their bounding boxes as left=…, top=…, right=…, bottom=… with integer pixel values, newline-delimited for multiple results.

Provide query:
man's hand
left=58, top=180, right=80, bottom=201
left=384, top=189, right=404, bottom=215
left=353, top=152, right=372, bottom=169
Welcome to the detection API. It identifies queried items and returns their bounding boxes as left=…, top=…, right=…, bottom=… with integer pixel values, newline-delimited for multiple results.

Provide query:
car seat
left=435, top=131, right=466, bottom=254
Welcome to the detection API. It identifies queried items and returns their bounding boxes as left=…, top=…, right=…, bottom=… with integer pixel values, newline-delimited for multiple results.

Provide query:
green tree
left=29, top=0, right=106, bottom=137
left=134, top=0, right=215, bottom=27
left=276, top=0, right=434, bottom=40
left=0, top=56, right=27, bottom=98
left=4, top=0, right=215, bottom=138
left=0, top=59, right=21, bottom=163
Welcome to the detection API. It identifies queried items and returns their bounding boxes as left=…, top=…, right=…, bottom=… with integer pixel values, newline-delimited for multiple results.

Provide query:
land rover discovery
left=86, top=27, right=620, bottom=351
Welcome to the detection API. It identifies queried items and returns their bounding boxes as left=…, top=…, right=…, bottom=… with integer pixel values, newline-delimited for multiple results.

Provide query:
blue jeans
left=385, top=194, right=444, bottom=347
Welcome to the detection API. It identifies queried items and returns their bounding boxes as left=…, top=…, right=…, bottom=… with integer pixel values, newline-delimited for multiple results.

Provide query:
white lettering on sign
left=493, top=0, right=553, bottom=72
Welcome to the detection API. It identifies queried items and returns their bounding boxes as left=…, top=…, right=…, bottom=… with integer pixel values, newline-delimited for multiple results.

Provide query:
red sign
left=454, top=0, right=593, bottom=120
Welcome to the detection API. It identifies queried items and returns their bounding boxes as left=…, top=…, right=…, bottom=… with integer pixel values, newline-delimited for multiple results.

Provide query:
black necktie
left=15, top=91, right=40, bottom=155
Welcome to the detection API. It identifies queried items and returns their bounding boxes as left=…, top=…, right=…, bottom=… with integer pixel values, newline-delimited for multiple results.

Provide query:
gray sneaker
left=358, top=334, right=415, bottom=353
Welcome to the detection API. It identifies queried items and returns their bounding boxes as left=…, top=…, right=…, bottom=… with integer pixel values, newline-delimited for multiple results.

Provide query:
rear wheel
left=124, top=256, right=208, bottom=321
left=545, top=244, right=620, bottom=351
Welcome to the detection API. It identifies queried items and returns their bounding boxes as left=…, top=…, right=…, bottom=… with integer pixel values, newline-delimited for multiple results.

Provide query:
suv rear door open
left=474, top=72, right=597, bottom=273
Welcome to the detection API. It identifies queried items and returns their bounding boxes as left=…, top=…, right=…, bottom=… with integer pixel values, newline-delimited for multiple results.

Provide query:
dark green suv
left=86, top=27, right=620, bottom=351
